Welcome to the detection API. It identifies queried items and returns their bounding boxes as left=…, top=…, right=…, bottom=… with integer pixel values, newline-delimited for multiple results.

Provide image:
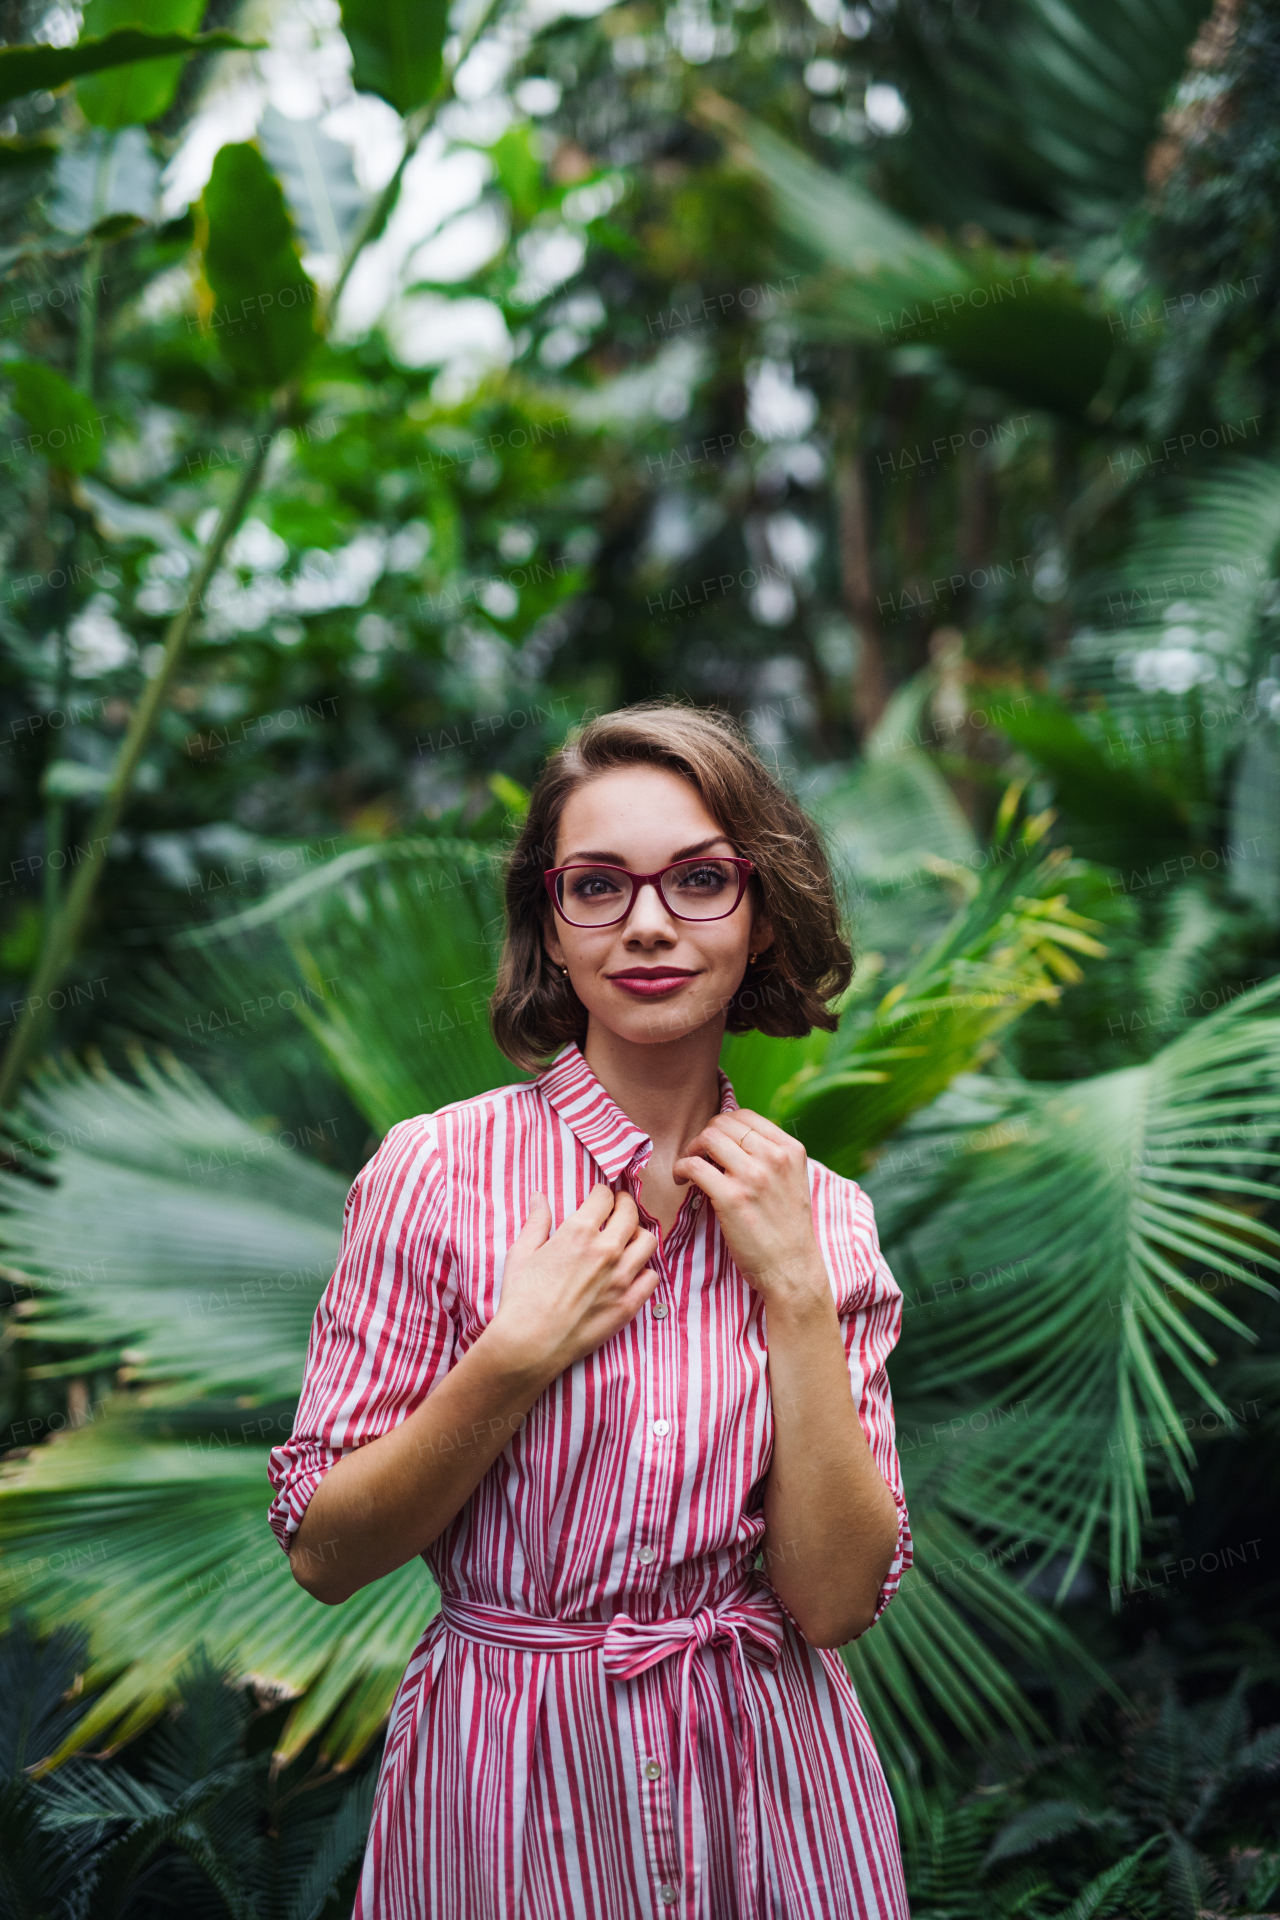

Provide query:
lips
left=607, top=969, right=697, bottom=999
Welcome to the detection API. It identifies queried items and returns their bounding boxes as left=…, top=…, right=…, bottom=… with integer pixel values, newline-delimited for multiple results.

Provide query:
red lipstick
left=606, top=968, right=698, bottom=999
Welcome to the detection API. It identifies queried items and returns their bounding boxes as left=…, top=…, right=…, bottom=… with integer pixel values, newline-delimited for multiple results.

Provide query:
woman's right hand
left=488, top=1185, right=660, bottom=1382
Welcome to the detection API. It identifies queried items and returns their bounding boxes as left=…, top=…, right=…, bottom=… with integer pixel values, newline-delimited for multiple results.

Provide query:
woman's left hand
left=672, top=1109, right=829, bottom=1312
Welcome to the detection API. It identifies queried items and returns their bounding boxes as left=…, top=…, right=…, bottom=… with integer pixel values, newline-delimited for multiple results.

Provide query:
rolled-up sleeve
left=812, top=1166, right=913, bottom=1631
left=268, top=1115, right=458, bottom=1553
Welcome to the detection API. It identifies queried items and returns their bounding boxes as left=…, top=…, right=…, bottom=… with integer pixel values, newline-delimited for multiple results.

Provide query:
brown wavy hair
left=489, top=703, right=852, bottom=1072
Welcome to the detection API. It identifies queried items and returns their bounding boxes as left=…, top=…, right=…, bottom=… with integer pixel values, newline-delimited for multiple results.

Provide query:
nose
left=622, top=877, right=677, bottom=937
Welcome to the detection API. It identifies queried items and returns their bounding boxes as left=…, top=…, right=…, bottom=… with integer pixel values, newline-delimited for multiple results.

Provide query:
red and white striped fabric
left=268, top=1041, right=912, bottom=1919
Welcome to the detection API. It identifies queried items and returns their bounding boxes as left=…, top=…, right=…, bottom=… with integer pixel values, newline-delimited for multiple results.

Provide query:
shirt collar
left=535, top=1041, right=740, bottom=1183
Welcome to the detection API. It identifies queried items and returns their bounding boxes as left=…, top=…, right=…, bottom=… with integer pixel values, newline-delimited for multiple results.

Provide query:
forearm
left=290, top=1324, right=554, bottom=1604
left=760, top=1271, right=899, bottom=1648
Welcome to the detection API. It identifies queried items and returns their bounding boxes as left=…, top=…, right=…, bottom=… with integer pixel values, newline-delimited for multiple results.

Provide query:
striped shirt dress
left=268, top=1041, right=912, bottom=1919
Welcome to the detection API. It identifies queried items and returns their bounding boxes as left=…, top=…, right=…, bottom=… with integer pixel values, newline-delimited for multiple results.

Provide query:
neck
left=582, top=1015, right=725, bottom=1169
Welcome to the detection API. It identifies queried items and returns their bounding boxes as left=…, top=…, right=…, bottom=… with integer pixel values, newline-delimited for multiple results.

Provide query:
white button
left=651, top=1300, right=669, bottom=1319
left=637, top=1544, right=656, bottom=1565
left=690, top=1194, right=701, bottom=1211
left=644, top=1758, right=662, bottom=1781
left=651, top=1418, right=670, bottom=1437
left=659, top=1889, right=678, bottom=1906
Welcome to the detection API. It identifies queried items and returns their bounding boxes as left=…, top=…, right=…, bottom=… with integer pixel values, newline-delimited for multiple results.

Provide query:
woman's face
left=543, top=765, right=770, bottom=1050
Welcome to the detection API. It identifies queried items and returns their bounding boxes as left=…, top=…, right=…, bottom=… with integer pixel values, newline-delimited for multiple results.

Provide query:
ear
left=750, top=905, right=774, bottom=958
left=542, top=913, right=566, bottom=971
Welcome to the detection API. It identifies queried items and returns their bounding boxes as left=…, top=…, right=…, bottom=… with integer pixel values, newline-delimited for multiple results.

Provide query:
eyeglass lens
left=557, top=859, right=742, bottom=925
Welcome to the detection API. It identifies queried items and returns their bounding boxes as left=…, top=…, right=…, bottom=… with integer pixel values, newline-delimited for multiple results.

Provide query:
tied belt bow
left=441, top=1581, right=786, bottom=1919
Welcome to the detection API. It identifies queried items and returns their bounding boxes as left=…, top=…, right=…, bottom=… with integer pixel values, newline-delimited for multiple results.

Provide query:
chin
left=597, top=983, right=730, bottom=1046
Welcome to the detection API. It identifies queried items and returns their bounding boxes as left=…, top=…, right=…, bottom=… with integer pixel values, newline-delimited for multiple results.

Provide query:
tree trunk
left=836, top=440, right=890, bottom=741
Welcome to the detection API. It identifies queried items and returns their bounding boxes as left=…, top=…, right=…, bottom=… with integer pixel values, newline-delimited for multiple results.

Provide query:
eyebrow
left=558, top=835, right=736, bottom=865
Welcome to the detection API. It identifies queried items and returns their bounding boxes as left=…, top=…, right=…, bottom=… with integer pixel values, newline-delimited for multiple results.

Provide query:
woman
left=268, top=704, right=912, bottom=1919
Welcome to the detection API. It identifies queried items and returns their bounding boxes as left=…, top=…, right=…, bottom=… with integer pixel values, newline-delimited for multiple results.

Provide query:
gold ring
left=739, top=1128, right=755, bottom=1150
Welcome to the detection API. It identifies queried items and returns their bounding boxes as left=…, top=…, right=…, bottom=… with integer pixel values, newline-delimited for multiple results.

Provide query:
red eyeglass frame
left=543, top=857, right=755, bottom=928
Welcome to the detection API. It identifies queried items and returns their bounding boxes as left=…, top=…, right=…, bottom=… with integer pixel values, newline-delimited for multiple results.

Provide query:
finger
left=602, top=1188, right=640, bottom=1244
left=679, top=1121, right=754, bottom=1177
left=615, top=1227, right=658, bottom=1285
left=575, top=1183, right=619, bottom=1229
left=707, top=1111, right=796, bottom=1169
left=513, top=1193, right=553, bottom=1250
left=620, top=1266, right=662, bottom=1316
left=721, top=1109, right=796, bottom=1151
left=671, top=1152, right=733, bottom=1198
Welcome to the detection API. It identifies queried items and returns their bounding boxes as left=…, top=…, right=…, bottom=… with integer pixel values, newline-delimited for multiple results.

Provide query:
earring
left=748, top=950, right=758, bottom=964
left=560, top=965, right=568, bottom=976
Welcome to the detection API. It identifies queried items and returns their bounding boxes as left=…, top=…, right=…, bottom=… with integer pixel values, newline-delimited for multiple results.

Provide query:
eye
left=568, top=867, right=623, bottom=898
left=671, top=861, right=732, bottom=891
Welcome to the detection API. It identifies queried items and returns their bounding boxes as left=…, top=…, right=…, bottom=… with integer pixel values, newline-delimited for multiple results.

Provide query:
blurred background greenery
left=1, top=0, right=1279, bottom=1912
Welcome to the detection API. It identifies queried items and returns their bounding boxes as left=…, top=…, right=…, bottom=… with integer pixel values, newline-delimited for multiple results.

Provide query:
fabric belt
left=440, top=1578, right=786, bottom=1920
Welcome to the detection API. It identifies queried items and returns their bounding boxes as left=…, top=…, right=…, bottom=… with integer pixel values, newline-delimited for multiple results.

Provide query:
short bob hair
left=489, top=703, right=852, bottom=1072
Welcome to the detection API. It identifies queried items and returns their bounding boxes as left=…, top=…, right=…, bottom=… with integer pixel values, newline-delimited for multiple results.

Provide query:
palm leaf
left=0, top=1411, right=434, bottom=1768
left=1071, top=457, right=1280, bottom=721
left=889, top=0, right=1210, bottom=234
left=1061, top=1839, right=1161, bottom=1919
left=843, top=1503, right=1106, bottom=1834
left=727, top=830, right=1110, bottom=1178
left=173, top=838, right=520, bottom=1136
left=871, top=977, right=1280, bottom=1591
left=816, top=745, right=980, bottom=893
left=998, top=0, right=1210, bottom=216
left=694, top=95, right=1136, bottom=423
left=281, top=1770, right=377, bottom=1920
left=992, top=693, right=1199, bottom=871
left=1, top=1055, right=345, bottom=1403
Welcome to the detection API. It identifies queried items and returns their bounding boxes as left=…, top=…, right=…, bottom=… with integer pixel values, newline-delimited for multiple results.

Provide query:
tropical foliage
left=0, top=1614, right=378, bottom=1918
left=1, top=0, right=1279, bottom=1908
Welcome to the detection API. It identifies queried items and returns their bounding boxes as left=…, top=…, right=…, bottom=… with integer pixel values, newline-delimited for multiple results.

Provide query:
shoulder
left=806, top=1155, right=899, bottom=1312
left=354, top=1077, right=544, bottom=1188
left=404, top=1074, right=546, bottom=1152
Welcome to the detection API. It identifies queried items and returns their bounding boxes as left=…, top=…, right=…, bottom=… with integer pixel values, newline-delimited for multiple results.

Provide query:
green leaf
left=4, top=361, right=104, bottom=474
left=1060, top=1840, right=1160, bottom=1920
left=695, top=95, right=1137, bottom=422
left=257, top=105, right=371, bottom=258
left=282, top=1771, right=377, bottom=1920
left=75, top=0, right=207, bottom=130
left=40, top=761, right=111, bottom=801
left=177, top=838, right=520, bottom=1135
left=815, top=744, right=979, bottom=889
left=0, top=1415, right=434, bottom=1768
left=0, top=133, right=57, bottom=171
left=0, top=26, right=262, bottom=109
left=198, top=143, right=319, bottom=392
left=873, top=977, right=1280, bottom=1588
left=993, top=694, right=1195, bottom=871
left=339, top=0, right=450, bottom=115
left=1, top=1054, right=346, bottom=1403
left=1074, top=457, right=1280, bottom=708
left=787, top=840, right=1110, bottom=1176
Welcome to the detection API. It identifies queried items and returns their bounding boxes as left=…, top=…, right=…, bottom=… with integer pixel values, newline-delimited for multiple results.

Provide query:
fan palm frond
left=844, top=1504, right=1106, bottom=1834
left=992, top=694, right=1196, bottom=871
left=693, top=95, right=1135, bottom=423
left=0, top=1411, right=433, bottom=1767
left=174, top=838, right=518, bottom=1136
left=888, top=0, right=1210, bottom=236
left=997, top=0, right=1211, bottom=218
left=871, top=977, right=1280, bottom=1591
left=1, top=1055, right=345, bottom=1403
left=1070, top=458, right=1280, bottom=718
left=727, top=831, right=1109, bottom=1177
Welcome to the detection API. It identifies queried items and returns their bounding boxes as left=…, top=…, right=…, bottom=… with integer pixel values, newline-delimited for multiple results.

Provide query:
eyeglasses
left=543, top=856, right=755, bottom=929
